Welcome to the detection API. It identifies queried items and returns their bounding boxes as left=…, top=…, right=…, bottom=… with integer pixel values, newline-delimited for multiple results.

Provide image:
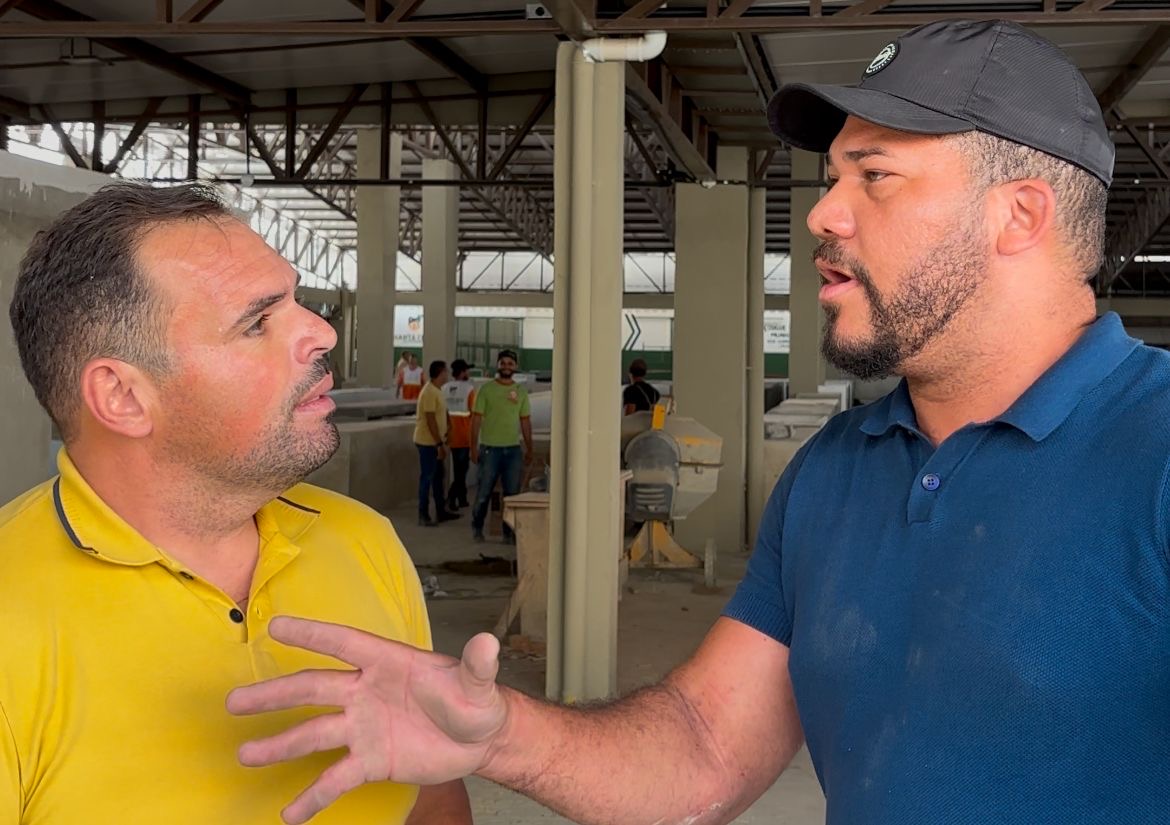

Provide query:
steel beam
left=104, top=97, right=164, bottom=173
left=177, top=0, right=223, bottom=23
left=487, top=89, right=553, bottom=180
left=626, top=62, right=715, bottom=180
left=295, top=84, right=368, bottom=178
left=15, top=0, right=252, bottom=104
left=836, top=0, right=899, bottom=17
left=1101, top=185, right=1170, bottom=288
left=408, top=82, right=554, bottom=255
left=618, top=0, right=669, bottom=20
left=187, top=93, right=200, bottom=179
left=0, top=94, right=29, bottom=120
left=40, top=104, right=87, bottom=168
left=1097, top=26, right=1170, bottom=113
left=385, top=0, right=428, bottom=26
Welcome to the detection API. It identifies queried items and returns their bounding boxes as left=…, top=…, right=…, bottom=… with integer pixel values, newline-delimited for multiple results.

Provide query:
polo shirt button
left=229, top=608, right=244, bottom=623
left=179, top=571, right=194, bottom=580
left=922, top=473, right=941, bottom=491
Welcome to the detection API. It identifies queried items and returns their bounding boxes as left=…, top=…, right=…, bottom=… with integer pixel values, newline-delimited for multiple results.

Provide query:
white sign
left=394, top=305, right=423, bottom=347
left=764, top=311, right=790, bottom=354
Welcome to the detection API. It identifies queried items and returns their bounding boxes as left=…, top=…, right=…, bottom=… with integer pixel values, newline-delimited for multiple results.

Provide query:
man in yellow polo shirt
left=0, top=182, right=471, bottom=825
left=413, top=359, right=459, bottom=527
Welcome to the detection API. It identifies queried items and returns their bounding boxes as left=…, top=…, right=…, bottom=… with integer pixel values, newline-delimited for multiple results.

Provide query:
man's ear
left=78, top=358, right=158, bottom=439
left=990, top=178, right=1056, bottom=258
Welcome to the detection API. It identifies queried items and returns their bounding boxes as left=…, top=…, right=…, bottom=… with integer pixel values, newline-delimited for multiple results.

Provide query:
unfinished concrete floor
left=391, top=504, right=827, bottom=825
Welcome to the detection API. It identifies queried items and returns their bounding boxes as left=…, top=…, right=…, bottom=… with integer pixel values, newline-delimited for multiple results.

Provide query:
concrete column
left=745, top=183, right=767, bottom=549
left=673, top=147, right=751, bottom=556
left=355, top=128, right=401, bottom=388
left=787, top=148, right=825, bottom=396
left=421, top=158, right=458, bottom=368
left=547, top=42, right=625, bottom=703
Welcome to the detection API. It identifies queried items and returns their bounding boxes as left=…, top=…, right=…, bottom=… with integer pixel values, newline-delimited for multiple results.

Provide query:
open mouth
left=294, top=374, right=336, bottom=414
left=816, top=261, right=858, bottom=301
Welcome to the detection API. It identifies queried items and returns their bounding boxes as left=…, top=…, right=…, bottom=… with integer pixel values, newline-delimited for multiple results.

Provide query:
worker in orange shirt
left=442, top=359, right=476, bottom=511
left=397, top=351, right=424, bottom=401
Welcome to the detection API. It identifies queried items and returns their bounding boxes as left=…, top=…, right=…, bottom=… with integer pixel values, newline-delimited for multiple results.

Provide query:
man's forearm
left=520, top=419, right=533, bottom=453
left=479, top=684, right=737, bottom=825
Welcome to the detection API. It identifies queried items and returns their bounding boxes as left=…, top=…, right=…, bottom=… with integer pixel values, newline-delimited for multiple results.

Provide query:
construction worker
left=442, top=359, right=476, bottom=512
left=622, top=358, right=661, bottom=415
left=468, top=349, right=532, bottom=543
left=413, top=360, right=459, bottom=528
left=397, top=352, right=423, bottom=401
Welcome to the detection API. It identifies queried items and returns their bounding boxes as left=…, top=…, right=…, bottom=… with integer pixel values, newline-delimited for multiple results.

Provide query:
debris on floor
left=422, top=574, right=448, bottom=599
left=441, top=554, right=517, bottom=576
left=503, top=634, right=546, bottom=659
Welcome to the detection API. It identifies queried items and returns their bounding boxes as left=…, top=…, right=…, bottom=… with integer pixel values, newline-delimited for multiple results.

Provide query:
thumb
left=459, top=633, right=501, bottom=702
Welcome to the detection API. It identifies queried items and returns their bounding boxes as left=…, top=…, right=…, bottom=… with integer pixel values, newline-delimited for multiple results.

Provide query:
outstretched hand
left=226, top=617, right=508, bottom=824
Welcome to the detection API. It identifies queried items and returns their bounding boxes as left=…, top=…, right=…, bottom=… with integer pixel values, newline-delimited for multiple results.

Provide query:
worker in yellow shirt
left=413, top=360, right=460, bottom=527
left=0, top=182, right=471, bottom=825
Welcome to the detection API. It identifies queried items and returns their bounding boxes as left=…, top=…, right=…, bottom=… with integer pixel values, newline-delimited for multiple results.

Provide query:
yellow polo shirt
left=0, top=450, right=430, bottom=825
left=413, top=381, right=448, bottom=447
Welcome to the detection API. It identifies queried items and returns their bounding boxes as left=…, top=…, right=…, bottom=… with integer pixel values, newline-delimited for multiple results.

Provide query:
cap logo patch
left=864, top=42, right=898, bottom=76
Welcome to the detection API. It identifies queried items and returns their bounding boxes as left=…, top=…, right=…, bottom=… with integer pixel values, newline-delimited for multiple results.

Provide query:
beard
left=164, top=355, right=340, bottom=494
left=818, top=209, right=988, bottom=381
left=498, top=368, right=514, bottom=379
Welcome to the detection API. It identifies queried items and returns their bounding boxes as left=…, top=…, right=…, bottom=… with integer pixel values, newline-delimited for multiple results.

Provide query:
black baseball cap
left=450, top=358, right=472, bottom=373
left=497, top=349, right=519, bottom=363
left=767, top=20, right=1114, bottom=186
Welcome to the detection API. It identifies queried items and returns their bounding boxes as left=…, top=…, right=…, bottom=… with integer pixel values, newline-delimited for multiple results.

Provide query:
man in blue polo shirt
left=227, top=20, right=1169, bottom=825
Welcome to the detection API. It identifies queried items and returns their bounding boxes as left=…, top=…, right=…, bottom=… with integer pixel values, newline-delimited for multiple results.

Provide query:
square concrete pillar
left=421, top=158, right=458, bottom=368
left=546, top=43, right=625, bottom=703
left=672, top=147, right=752, bottom=556
left=356, top=128, right=401, bottom=388
left=788, top=148, right=826, bottom=395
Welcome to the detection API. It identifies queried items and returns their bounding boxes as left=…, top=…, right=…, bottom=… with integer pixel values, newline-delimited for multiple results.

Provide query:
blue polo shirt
left=725, top=313, right=1170, bottom=824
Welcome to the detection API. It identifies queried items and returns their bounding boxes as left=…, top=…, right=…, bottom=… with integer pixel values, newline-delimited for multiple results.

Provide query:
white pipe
left=581, top=31, right=667, bottom=63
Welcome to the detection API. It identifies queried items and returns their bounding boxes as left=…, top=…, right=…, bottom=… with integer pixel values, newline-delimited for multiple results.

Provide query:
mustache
left=813, top=240, right=873, bottom=288
left=289, top=356, right=331, bottom=406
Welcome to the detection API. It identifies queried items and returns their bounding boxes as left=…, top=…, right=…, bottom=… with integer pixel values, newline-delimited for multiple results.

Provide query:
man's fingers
left=281, top=754, right=372, bottom=825
left=267, top=616, right=399, bottom=669
left=238, top=712, right=349, bottom=768
left=226, top=669, right=357, bottom=716
left=459, top=633, right=500, bottom=701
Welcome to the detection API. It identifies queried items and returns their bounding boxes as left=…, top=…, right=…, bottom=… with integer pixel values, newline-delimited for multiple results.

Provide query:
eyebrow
left=826, top=146, right=890, bottom=168
left=233, top=291, right=287, bottom=329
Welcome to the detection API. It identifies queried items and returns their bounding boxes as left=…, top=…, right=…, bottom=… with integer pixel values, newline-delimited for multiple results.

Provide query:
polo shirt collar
left=859, top=313, right=1139, bottom=442
left=859, top=379, right=917, bottom=437
left=54, top=449, right=320, bottom=566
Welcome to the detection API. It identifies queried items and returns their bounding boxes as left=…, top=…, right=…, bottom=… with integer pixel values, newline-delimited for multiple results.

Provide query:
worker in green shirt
left=469, top=349, right=533, bottom=543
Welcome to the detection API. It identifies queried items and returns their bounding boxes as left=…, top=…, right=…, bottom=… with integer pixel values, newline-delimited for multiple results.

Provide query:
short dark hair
left=428, top=360, right=447, bottom=380
left=950, top=132, right=1107, bottom=281
left=629, top=358, right=648, bottom=378
left=9, top=181, right=232, bottom=440
left=450, top=358, right=470, bottom=375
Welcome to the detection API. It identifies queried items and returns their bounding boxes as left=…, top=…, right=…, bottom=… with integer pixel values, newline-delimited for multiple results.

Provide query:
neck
left=903, top=288, right=1096, bottom=445
left=68, top=442, right=268, bottom=599
left=496, top=376, right=514, bottom=384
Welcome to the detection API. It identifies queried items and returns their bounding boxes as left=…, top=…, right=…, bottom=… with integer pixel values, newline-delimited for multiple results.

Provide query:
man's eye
left=863, top=170, right=889, bottom=183
left=245, top=314, right=269, bottom=336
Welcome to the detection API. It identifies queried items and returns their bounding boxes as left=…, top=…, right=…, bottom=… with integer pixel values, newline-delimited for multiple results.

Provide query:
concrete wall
left=307, top=419, right=420, bottom=511
left=0, top=152, right=109, bottom=505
